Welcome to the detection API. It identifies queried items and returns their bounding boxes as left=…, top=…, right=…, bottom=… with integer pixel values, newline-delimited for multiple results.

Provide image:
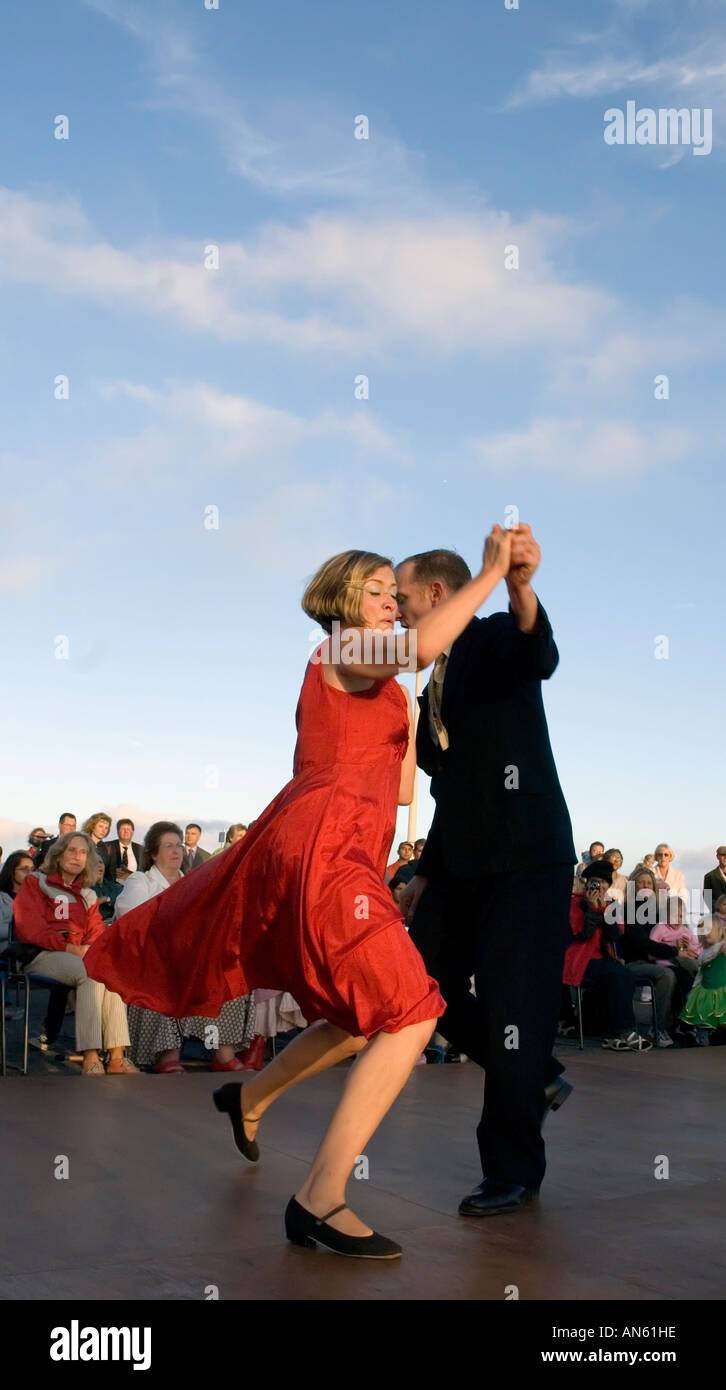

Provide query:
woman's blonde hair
left=38, top=831, right=101, bottom=888
left=82, top=812, right=112, bottom=837
left=302, top=550, right=393, bottom=635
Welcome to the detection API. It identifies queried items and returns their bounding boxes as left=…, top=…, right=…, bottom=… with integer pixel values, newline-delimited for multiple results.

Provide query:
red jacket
left=13, top=871, right=105, bottom=954
left=563, top=894, right=621, bottom=987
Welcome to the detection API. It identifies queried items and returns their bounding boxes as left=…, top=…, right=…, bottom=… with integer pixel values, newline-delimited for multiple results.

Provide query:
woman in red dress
left=84, top=528, right=512, bottom=1259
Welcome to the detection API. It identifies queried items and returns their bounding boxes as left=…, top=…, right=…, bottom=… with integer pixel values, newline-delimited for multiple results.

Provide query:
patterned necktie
left=121, top=847, right=128, bottom=868
left=428, top=652, right=450, bottom=750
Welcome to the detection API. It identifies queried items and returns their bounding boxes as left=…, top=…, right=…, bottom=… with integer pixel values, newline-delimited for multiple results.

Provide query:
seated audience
left=619, top=869, right=679, bottom=1046
left=115, top=821, right=256, bottom=1073
left=0, top=850, right=34, bottom=944
left=11, top=831, right=136, bottom=1074
left=564, top=860, right=648, bottom=1052
left=386, top=841, right=413, bottom=883
left=679, top=916, right=726, bottom=1045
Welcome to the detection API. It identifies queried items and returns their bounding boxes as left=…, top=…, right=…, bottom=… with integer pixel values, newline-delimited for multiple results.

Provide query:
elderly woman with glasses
left=12, top=831, right=136, bottom=1074
left=653, top=844, right=688, bottom=904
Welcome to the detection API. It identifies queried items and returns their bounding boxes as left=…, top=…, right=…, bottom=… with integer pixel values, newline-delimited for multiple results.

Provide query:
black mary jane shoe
left=212, top=1083, right=260, bottom=1163
left=284, top=1197, right=402, bottom=1259
left=544, top=1075, right=573, bottom=1117
left=458, top=1179, right=539, bottom=1217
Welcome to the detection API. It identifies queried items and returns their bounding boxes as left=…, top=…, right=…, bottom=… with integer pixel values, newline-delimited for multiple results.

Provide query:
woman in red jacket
left=13, top=831, right=136, bottom=1075
left=564, top=860, right=648, bottom=1052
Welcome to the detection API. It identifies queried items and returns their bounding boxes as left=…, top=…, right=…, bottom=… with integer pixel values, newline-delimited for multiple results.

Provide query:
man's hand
left=507, top=524, right=541, bottom=590
left=398, top=875, right=428, bottom=925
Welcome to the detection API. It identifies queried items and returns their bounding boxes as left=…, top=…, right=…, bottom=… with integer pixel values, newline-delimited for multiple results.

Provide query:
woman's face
left=359, top=567, right=398, bottom=633
left=655, top=849, right=673, bottom=871
left=13, top=856, right=33, bottom=890
left=608, top=852, right=623, bottom=871
left=154, top=833, right=184, bottom=875
left=95, top=819, right=111, bottom=841
left=60, top=836, right=88, bottom=879
left=400, top=844, right=413, bottom=862
left=228, top=827, right=246, bottom=845
left=634, top=874, right=653, bottom=895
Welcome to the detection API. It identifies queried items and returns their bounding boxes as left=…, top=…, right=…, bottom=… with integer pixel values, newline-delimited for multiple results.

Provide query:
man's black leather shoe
left=544, top=1075, right=573, bottom=1116
left=458, top=1180, right=539, bottom=1217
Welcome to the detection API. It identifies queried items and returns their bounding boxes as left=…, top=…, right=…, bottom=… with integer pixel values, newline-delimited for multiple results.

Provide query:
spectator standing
left=105, top=819, right=143, bottom=882
left=182, top=823, right=210, bottom=873
left=82, top=813, right=113, bottom=871
left=211, top=824, right=248, bottom=857
left=575, top=841, right=605, bottom=880
left=703, top=847, right=726, bottom=912
left=604, top=849, right=628, bottom=903
left=653, top=844, right=687, bottom=904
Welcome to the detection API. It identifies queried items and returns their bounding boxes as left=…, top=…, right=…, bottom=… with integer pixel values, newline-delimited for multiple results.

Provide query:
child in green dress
left=679, top=917, right=726, bottom=1045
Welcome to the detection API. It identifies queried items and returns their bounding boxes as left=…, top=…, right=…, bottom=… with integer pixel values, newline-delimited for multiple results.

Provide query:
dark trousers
left=409, top=865, right=573, bottom=1190
left=583, top=959, right=636, bottom=1035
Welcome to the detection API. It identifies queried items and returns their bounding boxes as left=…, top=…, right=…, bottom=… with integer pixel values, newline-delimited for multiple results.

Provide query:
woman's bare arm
left=328, top=526, right=512, bottom=681
left=398, top=687, right=417, bottom=805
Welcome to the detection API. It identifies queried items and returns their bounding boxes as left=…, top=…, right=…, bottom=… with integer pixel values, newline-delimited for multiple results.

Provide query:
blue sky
left=1, top=0, right=723, bottom=891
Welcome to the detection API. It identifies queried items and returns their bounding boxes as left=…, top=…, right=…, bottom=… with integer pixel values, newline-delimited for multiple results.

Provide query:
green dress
left=680, top=949, right=726, bottom=1029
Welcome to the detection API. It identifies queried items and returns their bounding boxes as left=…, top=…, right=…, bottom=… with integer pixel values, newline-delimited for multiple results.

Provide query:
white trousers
left=27, top=951, right=130, bottom=1052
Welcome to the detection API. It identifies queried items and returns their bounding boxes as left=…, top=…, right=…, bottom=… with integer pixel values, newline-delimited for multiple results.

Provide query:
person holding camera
left=564, top=860, right=649, bottom=1052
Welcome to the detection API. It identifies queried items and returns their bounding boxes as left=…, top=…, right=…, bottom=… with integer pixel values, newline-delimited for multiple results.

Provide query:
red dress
left=84, top=651, right=445, bottom=1038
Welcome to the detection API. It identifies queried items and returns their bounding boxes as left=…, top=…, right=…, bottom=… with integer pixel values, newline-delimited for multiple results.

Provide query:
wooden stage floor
left=2, top=1045, right=724, bottom=1301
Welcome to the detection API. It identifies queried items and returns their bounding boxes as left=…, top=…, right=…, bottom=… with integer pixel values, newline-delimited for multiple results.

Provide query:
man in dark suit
left=105, top=818, right=144, bottom=882
left=396, top=528, right=576, bottom=1217
left=182, top=823, right=210, bottom=873
left=704, top=848, right=726, bottom=911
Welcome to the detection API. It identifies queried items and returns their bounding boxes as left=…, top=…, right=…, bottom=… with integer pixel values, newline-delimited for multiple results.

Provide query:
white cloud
left=506, top=37, right=726, bottom=109
left=0, top=187, right=613, bottom=356
left=470, top=416, right=693, bottom=478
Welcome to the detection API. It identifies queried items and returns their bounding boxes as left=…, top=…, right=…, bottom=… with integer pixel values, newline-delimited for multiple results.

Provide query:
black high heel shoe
left=212, top=1083, right=260, bottom=1163
left=284, top=1197, right=402, bottom=1259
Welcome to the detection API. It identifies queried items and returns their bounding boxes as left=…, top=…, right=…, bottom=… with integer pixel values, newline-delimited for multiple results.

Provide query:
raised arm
left=328, top=526, right=512, bottom=682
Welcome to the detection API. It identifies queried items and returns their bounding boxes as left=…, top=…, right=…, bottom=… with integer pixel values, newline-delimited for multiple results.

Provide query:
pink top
left=650, top=921, right=699, bottom=959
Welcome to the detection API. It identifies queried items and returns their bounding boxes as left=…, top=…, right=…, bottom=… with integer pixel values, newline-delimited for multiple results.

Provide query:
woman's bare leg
left=238, top=1020, right=367, bottom=1138
left=295, top=1017, right=436, bottom=1238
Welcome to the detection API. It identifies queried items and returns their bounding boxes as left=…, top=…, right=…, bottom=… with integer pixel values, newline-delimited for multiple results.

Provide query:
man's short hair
left=117, top=818, right=135, bottom=832
left=398, top=549, right=471, bottom=593
left=59, top=812, right=75, bottom=823
left=186, top=823, right=202, bottom=833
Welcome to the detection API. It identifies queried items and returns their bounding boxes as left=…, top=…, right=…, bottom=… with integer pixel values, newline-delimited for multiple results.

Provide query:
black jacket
left=703, top=867, right=726, bottom=909
left=105, top=840, right=144, bottom=876
left=415, top=601, right=575, bottom=880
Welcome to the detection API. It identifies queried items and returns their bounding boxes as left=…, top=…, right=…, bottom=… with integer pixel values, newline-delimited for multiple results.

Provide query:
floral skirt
left=128, top=994, right=256, bottom=1066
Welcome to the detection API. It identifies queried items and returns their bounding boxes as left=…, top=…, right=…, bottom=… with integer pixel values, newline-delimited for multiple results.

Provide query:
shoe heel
left=286, top=1230, right=316, bottom=1249
left=213, top=1083, right=240, bottom=1115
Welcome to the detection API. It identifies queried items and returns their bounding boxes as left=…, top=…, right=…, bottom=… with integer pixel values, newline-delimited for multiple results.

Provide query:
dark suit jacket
left=182, top=846, right=211, bottom=873
left=415, top=602, right=575, bottom=881
left=105, top=839, right=144, bottom=876
left=703, top=867, right=726, bottom=908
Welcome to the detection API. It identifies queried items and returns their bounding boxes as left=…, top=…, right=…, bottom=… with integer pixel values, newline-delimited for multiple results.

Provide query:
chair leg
left=576, top=986, right=584, bottom=1050
left=22, top=975, right=30, bottom=1075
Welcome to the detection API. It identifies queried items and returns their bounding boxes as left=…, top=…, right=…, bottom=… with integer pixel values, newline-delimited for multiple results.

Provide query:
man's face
left=590, top=844, right=604, bottom=861
left=118, top=824, right=133, bottom=844
left=394, top=561, right=445, bottom=628
left=717, top=852, right=726, bottom=870
left=185, top=827, right=201, bottom=848
left=59, top=816, right=76, bottom=835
